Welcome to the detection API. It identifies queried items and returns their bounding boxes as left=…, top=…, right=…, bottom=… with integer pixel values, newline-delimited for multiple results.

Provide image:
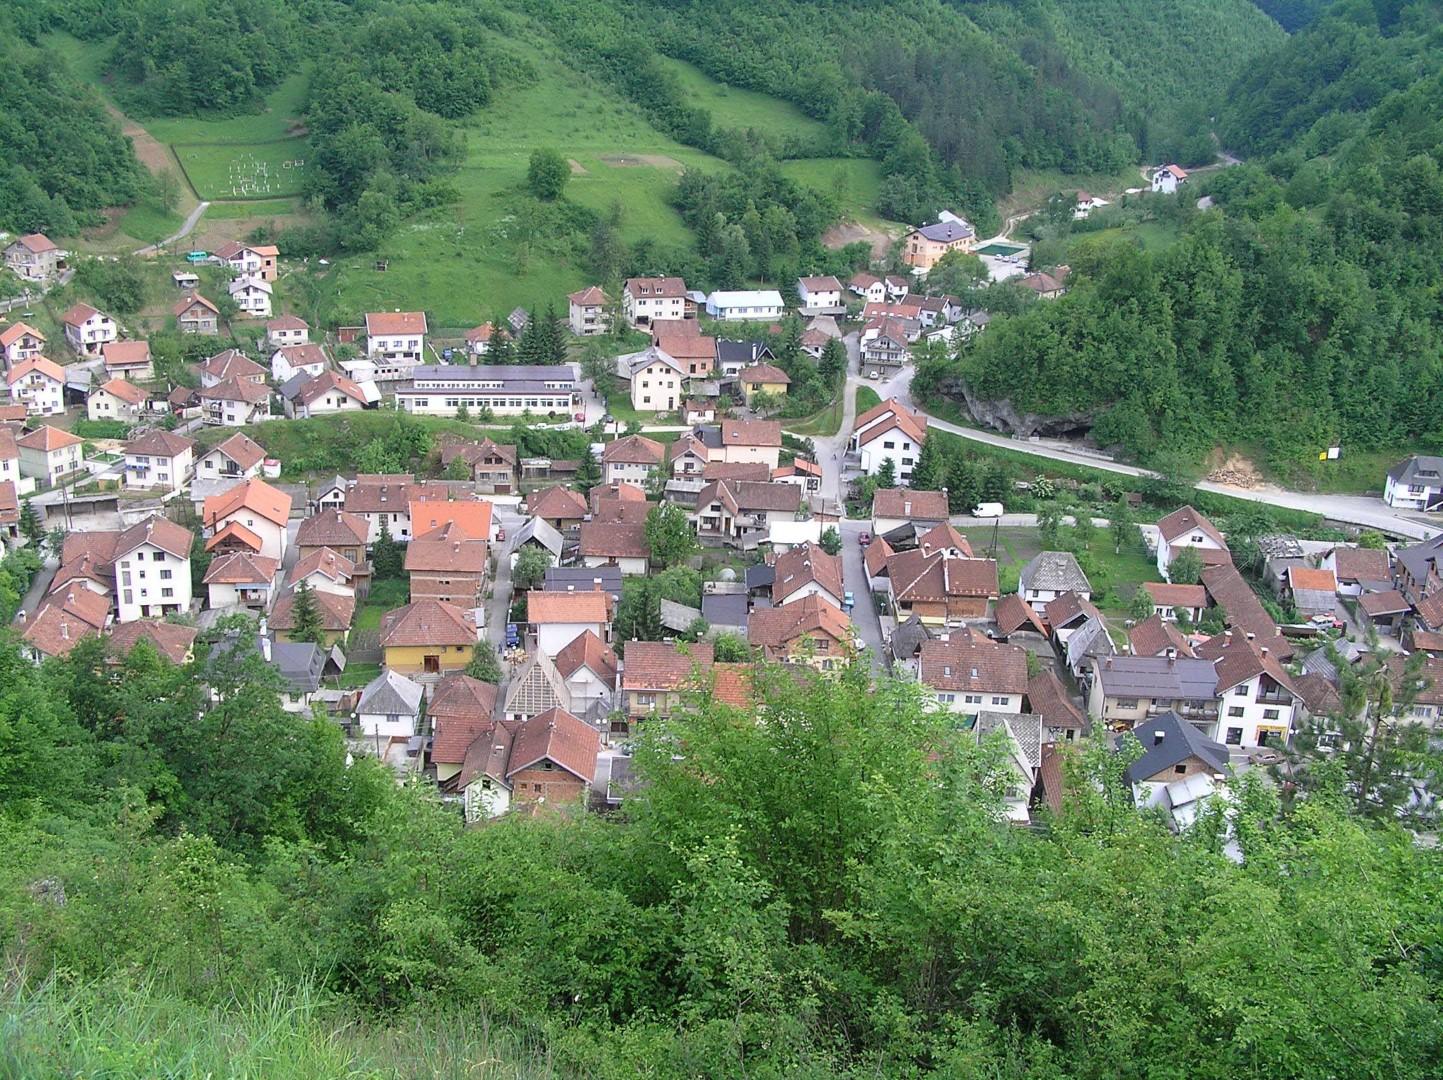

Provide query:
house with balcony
left=6, top=356, right=65, bottom=416
left=916, top=628, right=1028, bottom=716
left=199, top=377, right=270, bottom=426
left=215, top=241, right=280, bottom=282
left=1384, top=455, right=1443, bottom=511
left=1086, top=653, right=1220, bottom=732
left=622, top=277, right=687, bottom=327
left=4, top=233, right=67, bottom=281
left=61, top=302, right=118, bottom=356
left=0, top=322, right=46, bottom=370
left=203, top=551, right=281, bottom=611
left=173, top=294, right=220, bottom=335
left=365, top=310, right=428, bottom=380
left=196, top=432, right=266, bottom=485
left=693, top=478, right=802, bottom=548
left=567, top=286, right=610, bottom=336
left=123, top=430, right=194, bottom=494
left=1197, top=632, right=1299, bottom=750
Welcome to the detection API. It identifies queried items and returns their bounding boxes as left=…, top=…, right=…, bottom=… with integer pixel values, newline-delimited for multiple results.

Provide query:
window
left=883, top=441, right=895, bottom=449
left=1226, top=727, right=1243, bottom=745
left=1115, top=698, right=1139, bottom=710
left=1228, top=706, right=1244, bottom=717
left=160, top=569, right=172, bottom=580
left=1263, top=708, right=1280, bottom=720
left=161, top=588, right=173, bottom=598
left=963, top=694, right=983, bottom=705
left=991, top=696, right=1008, bottom=706
left=1174, top=764, right=1187, bottom=774
left=1235, top=684, right=1248, bottom=695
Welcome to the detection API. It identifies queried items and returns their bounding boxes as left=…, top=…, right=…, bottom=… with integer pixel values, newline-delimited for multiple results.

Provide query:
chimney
left=1245, top=631, right=1256, bottom=642
left=262, top=636, right=272, bottom=662
left=1260, top=646, right=1269, bottom=657
left=1153, top=729, right=1166, bottom=746
left=1223, top=630, right=1232, bottom=641
left=60, top=622, right=69, bottom=641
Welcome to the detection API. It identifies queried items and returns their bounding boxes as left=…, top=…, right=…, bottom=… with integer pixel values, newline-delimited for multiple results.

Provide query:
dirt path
left=822, top=220, right=895, bottom=260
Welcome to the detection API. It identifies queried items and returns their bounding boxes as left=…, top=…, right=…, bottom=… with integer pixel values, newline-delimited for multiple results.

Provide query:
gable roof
left=292, top=546, right=356, bottom=583
left=624, top=344, right=687, bottom=379
left=429, top=675, right=500, bottom=764
left=602, top=434, right=665, bottom=465
left=199, top=376, right=270, bottom=404
left=1128, top=614, right=1196, bottom=659
left=1142, top=582, right=1207, bottom=608
left=1020, top=551, right=1092, bottom=595
left=61, top=302, right=102, bottom=327
left=527, top=589, right=609, bottom=625
left=1359, top=589, right=1410, bottom=617
left=1120, top=710, right=1228, bottom=785
left=115, top=515, right=193, bottom=560
left=172, top=294, right=219, bottom=318
left=266, top=315, right=308, bottom=332
left=12, top=233, right=58, bottom=254
left=579, top=520, right=649, bottom=560
left=17, top=425, right=82, bottom=452
left=720, top=418, right=782, bottom=448
left=872, top=488, right=948, bottom=521
left=125, top=429, right=194, bottom=458
left=625, top=276, right=687, bottom=297
left=357, top=669, right=424, bottom=718
left=1329, top=546, right=1390, bottom=583
left=747, top=595, right=854, bottom=655
left=297, top=510, right=368, bottom=549
left=207, top=432, right=266, bottom=471
left=1200, top=563, right=1293, bottom=660
left=889, top=548, right=999, bottom=603
left=204, top=478, right=291, bottom=530
left=853, top=401, right=928, bottom=447
left=621, top=640, right=714, bottom=690
left=995, top=593, right=1047, bottom=637
left=1093, top=654, right=1219, bottom=701
left=553, top=629, right=618, bottom=685
left=204, top=520, right=263, bottom=554
left=918, top=630, right=1027, bottom=694
left=1157, top=505, right=1227, bottom=548
left=380, top=599, right=476, bottom=647
left=366, top=311, right=427, bottom=336
left=23, top=588, right=110, bottom=656
left=1026, top=669, right=1087, bottom=733
left=526, top=484, right=588, bottom=521
left=408, top=498, right=493, bottom=541
left=913, top=220, right=974, bottom=243
left=739, top=363, right=791, bottom=386
left=506, top=707, right=599, bottom=783
left=103, top=340, right=150, bottom=367
left=94, top=378, right=147, bottom=406
left=105, top=620, right=197, bottom=665
left=771, top=542, right=843, bottom=603
left=6, top=356, right=65, bottom=385
left=405, top=521, right=487, bottom=573
left=270, top=587, right=355, bottom=633
left=203, top=551, right=281, bottom=585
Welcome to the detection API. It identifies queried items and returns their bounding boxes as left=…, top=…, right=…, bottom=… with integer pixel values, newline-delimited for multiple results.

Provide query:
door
left=424, top=654, right=440, bottom=674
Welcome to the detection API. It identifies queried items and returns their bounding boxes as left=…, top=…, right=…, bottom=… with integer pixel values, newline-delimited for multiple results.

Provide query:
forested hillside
left=5, top=640, right=1443, bottom=1077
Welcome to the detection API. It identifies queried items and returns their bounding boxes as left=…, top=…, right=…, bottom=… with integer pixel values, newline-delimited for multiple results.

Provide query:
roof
left=204, top=478, right=291, bottom=530
left=1418, top=591, right=1443, bottom=631
left=12, top=233, right=58, bottom=253
left=701, top=592, right=748, bottom=630
left=429, top=675, right=500, bottom=764
left=526, top=484, right=588, bottom=521
left=623, top=344, right=686, bottom=379
left=17, top=425, right=82, bottom=452
left=357, top=669, right=425, bottom=718
left=297, top=510, right=368, bottom=549
left=199, top=376, right=269, bottom=405
left=1157, top=505, right=1227, bottom=549
left=270, top=587, right=355, bottom=633
left=707, top=289, right=784, bottom=308
left=94, top=378, right=147, bottom=406
left=205, top=520, right=264, bottom=554
left=703, top=461, right=771, bottom=483
left=918, top=631, right=1027, bottom=694
left=849, top=272, right=882, bottom=288
left=1093, top=654, right=1219, bottom=701
left=405, top=522, right=487, bottom=573
left=527, top=589, right=608, bottom=626
left=1143, top=582, right=1207, bottom=608
left=621, top=641, right=714, bottom=690
left=720, top=419, right=782, bottom=448
left=379, top=600, right=476, bottom=648
left=1044, top=591, right=1100, bottom=629
left=172, top=294, right=219, bottom=317
left=913, top=220, right=974, bottom=243
left=1120, top=711, right=1228, bottom=785
left=872, top=488, right=948, bottom=522
left=698, top=478, right=802, bottom=516
left=439, top=436, right=518, bottom=470
left=771, top=542, right=843, bottom=603
left=650, top=320, right=715, bottom=361
left=6, top=356, right=65, bottom=386
left=273, top=343, right=330, bottom=372
left=464, top=322, right=494, bottom=344
left=125, top=429, right=194, bottom=458
left=343, top=475, right=414, bottom=514
left=1157, top=164, right=1189, bottom=179
left=1288, top=566, right=1338, bottom=594
left=553, top=630, right=618, bottom=684
left=292, top=546, right=356, bottom=583
left=103, top=340, right=150, bottom=367
left=889, top=549, right=1000, bottom=603
left=366, top=311, right=427, bottom=336
left=506, top=707, right=599, bottom=783
left=1330, top=546, right=1390, bottom=583
left=0, top=322, right=44, bottom=347
left=748, top=595, right=855, bottom=655
left=917, top=522, right=972, bottom=558
left=22, top=589, right=110, bottom=657
left=625, top=276, right=687, bottom=298
left=1200, top=563, right=1293, bottom=660
left=1019, top=551, right=1091, bottom=595
left=408, top=498, right=493, bottom=541
left=739, top=363, right=791, bottom=386
left=1199, top=632, right=1300, bottom=698
left=1293, top=672, right=1343, bottom=717
left=266, top=315, right=308, bottom=331
left=995, top=594, right=1047, bottom=637
left=889, top=613, right=933, bottom=660
left=61, top=302, right=102, bottom=327
left=799, top=275, right=843, bottom=291
left=105, top=620, right=197, bottom=665
left=114, top=516, right=193, bottom=560
left=1359, top=589, right=1410, bottom=617
left=1129, top=615, right=1196, bottom=659
left=602, top=434, right=665, bottom=465
left=544, top=566, right=623, bottom=598
left=579, top=521, right=649, bottom=560
left=203, top=551, right=281, bottom=585
left=1026, top=669, right=1087, bottom=733
left=207, top=432, right=266, bottom=471
left=854, top=401, right=928, bottom=447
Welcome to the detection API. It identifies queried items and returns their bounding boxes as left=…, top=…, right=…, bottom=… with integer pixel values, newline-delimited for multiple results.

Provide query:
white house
left=1151, top=164, right=1188, bottom=194
left=196, top=432, right=266, bottom=483
left=17, top=425, right=83, bottom=486
left=553, top=629, right=618, bottom=716
left=265, top=315, right=309, bottom=349
left=270, top=343, right=330, bottom=384
left=1384, top=455, right=1443, bottom=511
left=123, top=429, right=195, bottom=495
left=601, top=434, right=665, bottom=485
left=102, top=340, right=154, bottom=381
left=202, top=551, right=281, bottom=611
left=365, top=310, right=428, bottom=380
left=395, top=364, right=578, bottom=418
left=60, top=302, right=117, bottom=357
left=355, top=669, right=425, bottom=741
left=528, top=589, right=610, bottom=658
left=87, top=378, right=147, bottom=423
left=705, top=290, right=785, bottom=321
left=199, top=349, right=267, bottom=388
left=567, top=286, right=610, bottom=336
left=215, top=241, right=279, bottom=282
left=6, top=357, right=65, bottom=416
left=1018, top=551, right=1092, bottom=605
left=0, top=322, right=46, bottom=370
left=622, top=345, right=686, bottom=413
left=917, top=632, right=1028, bottom=717
left=1155, top=505, right=1229, bottom=580
left=112, top=516, right=195, bottom=623
left=622, top=277, right=687, bottom=327
left=203, top=477, right=292, bottom=562
left=797, top=275, right=844, bottom=312
left=284, top=370, right=368, bottom=419
left=849, top=399, right=927, bottom=484
left=199, top=377, right=271, bottom=426
left=1073, top=191, right=1110, bottom=219
left=464, top=323, right=494, bottom=357
left=848, top=273, right=887, bottom=304
left=1199, top=634, right=1298, bottom=750
left=228, top=275, right=273, bottom=318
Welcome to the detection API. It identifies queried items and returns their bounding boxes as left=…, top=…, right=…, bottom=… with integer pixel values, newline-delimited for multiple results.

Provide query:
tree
left=711, top=632, right=753, bottom=662
left=645, top=502, right=699, bottom=569
left=1072, top=511, right=1096, bottom=549
left=443, top=456, right=473, bottom=481
left=465, top=642, right=503, bottom=684
left=1037, top=504, right=1063, bottom=549
left=287, top=581, right=326, bottom=645
left=18, top=498, right=43, bottom=545
left=513, top=546, right=551, bottom=593
left=818, top=337, right=846, bottom=384
left=574, top=448, right=602, bottom=493
left=820, top=527, right=842, bottom=556
left=1109, top=496, right=1133, bottom=553
left=908, top=437, right=943, bottom=491
left=1129, top=585, right=1157, bottom=622
left=372, top=517, right=404, bottom=580
left=875, top=457, right=897, bottom=489
left=1168, top=547, right=1204, bottom=585
left=527, top=148, right=569, bottom=201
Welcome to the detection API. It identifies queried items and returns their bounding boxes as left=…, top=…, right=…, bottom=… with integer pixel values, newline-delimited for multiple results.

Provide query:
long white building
left=395, top=364, right=579, bottom=418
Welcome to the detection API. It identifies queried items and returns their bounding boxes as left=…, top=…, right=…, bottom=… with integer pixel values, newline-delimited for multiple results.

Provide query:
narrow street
left=838, top=518, right=885, bottom=673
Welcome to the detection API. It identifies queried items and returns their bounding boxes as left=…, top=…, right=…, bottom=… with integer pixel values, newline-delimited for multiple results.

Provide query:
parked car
left=973, top=502, right=1005, bottom=518
left=858, top=531, right=872, bottom=547
left=505, top=623, right=520, bottom=649
left=843, top=590, right=855, bottom=612
left=495, top=527, right=506, bottom=543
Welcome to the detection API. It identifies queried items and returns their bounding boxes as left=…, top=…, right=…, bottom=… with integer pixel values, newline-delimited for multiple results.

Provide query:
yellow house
left=379, top=599, right=478, bottom=674
left=739, top=362, right=791, bottom=404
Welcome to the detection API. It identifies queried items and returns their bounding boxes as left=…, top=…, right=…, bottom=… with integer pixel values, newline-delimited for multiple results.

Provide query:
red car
left=495, top=527, right=506, bottom=543
left=858, top=531, right=872, bottom=547
left=574, top=412, right=586, bottom=422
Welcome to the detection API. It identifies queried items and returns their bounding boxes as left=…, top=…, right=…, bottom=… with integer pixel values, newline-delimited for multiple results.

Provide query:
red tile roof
left=6, top=357, right=64, bottom=385
left=771, top=542, right=843, bottom=604
left=918, top=630, right=1028, bottom=694
left=568, top=285, right=608, bottom=305
left=204, top=520, right=263, bottom=554
left=621, top=641, right=714, bottom=690
left=270, top=588, right=355, bottom=633
left=739, top=363, right=791, bottom=386
left=528, top=590, right=609, bottom=625
left=747, top=595, right=855, bottom=656
left=1157, top=505, right=1227, bottom=548
left=115, top=515, right=193, bottom=560
left=297, top=510, right=368, bottom=550
left=379, top=600, right=477, bottom=647
left=872, top=488, right=948, bottom=521
left=579, top=520, right=649, bottom=560
left=553, top=630, right=618, bottom=684
left=408, top=498, right=492, bottom=541
left=106, top=620, right=197, bottom=665
left=95, top=378, right=147, bottom=406
left=61, top=302, right=101, bottom=327
left=22, top=589, right=109, bottom=657
left=209, top=432, right=267, bottom=471
left=720, top=419, right=782, bottom=448
left=124, top=429, right=194, bottom=457
left=366, top=311, right=427, bottom=336
left=506, top=706, right=599, bottom=782
left=103, top=340, right=150, bottom=367
left=204, top=478, right=291, bottom=530
left=1128, top=614, right=1196, bottom=658
left=199, top=376, right=270, bottom=404
left=292, top=546, right=355, bottom=583
left=1330, top=546, right=1390, bottom=583
left=602, top=434, right=665, bottom=465
left=526, top=484, right=588, bottom=521
left=17, top=425, right=82, bottom=452
left=1142, top=582, right=1207, bottom=608
left=203, top=551, right=281, bottom=585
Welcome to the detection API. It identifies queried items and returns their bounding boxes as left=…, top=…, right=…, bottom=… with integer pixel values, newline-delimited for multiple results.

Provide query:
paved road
left=839, top=518, right=885, bottom=673
left=135, top=201, right=211, bottom=257
left=15, top=557, right=57, bottom=623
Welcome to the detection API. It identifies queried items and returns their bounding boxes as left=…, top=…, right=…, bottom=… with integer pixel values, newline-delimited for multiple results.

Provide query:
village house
left=270, top=587, right=355, bottom=647
left=887, top=547, right=1000, bottom=625
left=87, top=378, right=147, bottom=424
left=17, top=425, right=83, bottom=486
left=848, top=272, right=887, bottom=305
left=872, top=488, right=949, bottom=538
left=714, top=339, right=774, bottom=379
left=173, top=294, right=220, bottom=335
left=292, top=546, right=362, bottom=598
left=199, top=376, right=270, bottom=426
left=620, top=641, right=714, bottom=731
left=228, top=275, right=273, bottom=318
left=365, top=311, right=428, bottom=380
left=1026, top=668, right=1088, bottom=744
left=851, top=400, right=929, bottom=484
left=405, top=520, right=489, bottom=607
left=554, top=630, right=619, bottom=717
left=1019, top=551, right=1092, bottom=605
left=121, top=429, right=194, bottom=495
left=215, top=241, right=280, bottom=282
left=1129, top=614, right=1196, bottom=660
left=6, top=356, right=65, bottom=416
left=694, top=478, right=802, bottom=547
left=410, top=496, right=493, bottom=545
left=1151, top=164, right=1188, bottom=194
left=860, top=320, right=910, bottom=374
left=1322, top=545, right=1391, bottom=596
left=196, top=432, right=266, bottom=484
left=705, top=290, right=785, bottom=321
left=20, top=588, right=111, bottom=662
left=396, top=364, right=578, bottom=418
left=427, top=673, right=501, bottom=786
left=684, top=399, right=716, bottom=425
left=1142, top=582, right=1207, bottom=623
left=4, top=233, right=66, bottom=281
left=355, top=670, right=425, bottom=744
left=0, top=322, right=45, bottom=370
left=203, top=551, right=282, bottom=611
left=342, top=475, right=414, bottom=543
left=718, top=419, right=782, bottom=469
left=1087, top=653, right=1220, bottom=732
left=1285, top=566, right=1338, bottom=619
left=601, top=433, right=665, bottom=485
left=1201, top=563, right=1294, bottom=660
left=624, top=345, right=686, bottom=413
left=797, top=275, right=845, bottom=314
left=1155, top=505, right=1230, bottom=579
left=652, top=319, right=716, bottom=378
left=903, top=219, right=976, bottom=270
left=748, top=595, right=857, bottom=669
left=622, top=277, right=687, bottom=327
left=464, top=323, right=495, bottom=357
left=578, top=519, right=651, bottom=575
left=105, top=620, right=198, bottom=667
left=1394, top=534, right=1443, bottom=606
left=917, top=630, right=1028, bottom=716
left=528, top=589, right=610, bottom=657
left=1196, top=632, right=1298, bottom=749
left=739, top=363, right=791, bottom=405
left=567, top=286, right=610, bottom=336
left=109, top=516, right=195, bottom=623
left=1017, top=269, right=1071, bottom=300
left=770, top=542, right=844, bottom=608
left=200, top=348, right=267, bottom=388
left=440, top=437, right=518, bottom=493
left=380, top=599, right=479, bottom=675
left=203, top=477, right=291, bottom=562
left=1383, top=455, right=1443, bottom=510
left=773, top=458, right=823, bottom=494
left=265, top=315, right=309, bottom=349
left=61, top=302, right=118, bottom=356
left=1119, top=712, right=1230, bottom=828
left=283, top=369, right=369, bottom=418
left=102, top=340, right=154, bottom=381
left=458, top=707, right=601, bottom=821
left=270, top=342, right=329, bottom=384
left=526, top=485, right=589, bottom=533
left=503, top=651, right=573, bottom=724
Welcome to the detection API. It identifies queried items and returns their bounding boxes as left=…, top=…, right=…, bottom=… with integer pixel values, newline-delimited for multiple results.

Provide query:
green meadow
left=660, top=57, right=827, bottom=141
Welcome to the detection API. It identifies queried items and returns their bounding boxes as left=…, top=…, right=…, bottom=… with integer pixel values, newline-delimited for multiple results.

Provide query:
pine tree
left=544, top=302, right=567, bottom=363
left=288, top=580, right=325, bottom=644
left=574, top=447, right=602, bottom=492
left=909, top=438, right=943, bottom=490
left=489, top=331, right=515, bottom=365
left=372, top=518, right=404, bottom=580
left=818, top=337, right=847, bottom=385
left=18, top=499, right=43, bottom=545
left=875, top=457, right=897, bottom=489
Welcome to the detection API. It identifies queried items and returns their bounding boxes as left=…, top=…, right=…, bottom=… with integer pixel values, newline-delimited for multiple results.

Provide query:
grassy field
left=174, top=141, right=311, bottom=201
left=661, top=57, right=826, bottom=142
left=1000, top=164, right=1146, bottom=218
left=854, top=385, right=882, bottom=414
left=205, top=198, right=301, bottom=220
left=356, top=579, right=410, bottom=631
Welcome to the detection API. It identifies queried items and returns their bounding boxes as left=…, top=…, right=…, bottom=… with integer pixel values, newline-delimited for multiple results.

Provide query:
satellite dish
left=718, top=567, right=736, bottom=582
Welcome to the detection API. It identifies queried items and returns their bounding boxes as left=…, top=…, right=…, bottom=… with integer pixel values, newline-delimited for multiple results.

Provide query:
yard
left=986, top=526, right=1159, bottom=628
left=355, top=579, right=410, bottom=631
